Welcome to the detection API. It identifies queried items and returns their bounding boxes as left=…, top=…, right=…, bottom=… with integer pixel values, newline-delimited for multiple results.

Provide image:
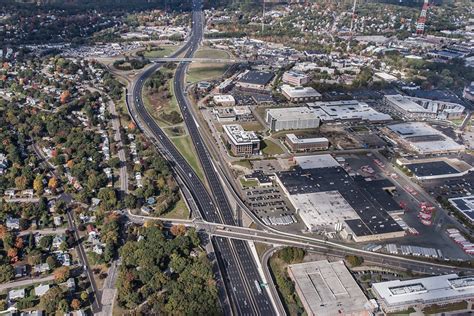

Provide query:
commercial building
left=213, top=94, right=236, bottom=106
left=372, top=274, right=474, bottom=313
left=384, top=94, right=465, bottom=120
left=233, top=106, right=253, bottom=121
left=276, top=155, right=404, bottom=241
left=282, top=70, right=310, bottom=86
left=449, top=196, right=474, bottom=224
left=386, top=122, right=465, bottom=154
left=236, top=70, right=274, bottom=91
left=288, top=260, right=374, bottom=316
left=214, top=107, right=236, bottom=122
left=309, top=100, right=392, bottom=122
left=463, top=82, right=474, bottom=101
left=266, top=107, right=320, bottom=131
left=281, top=85, right=322, bottom=103
left=397, top=158, right=473, bottom=180
left=222, top=124, right=260, bottom=156
left=285, top=134, right=329, bottom=152
left=214, top=106, right=253, bottom=122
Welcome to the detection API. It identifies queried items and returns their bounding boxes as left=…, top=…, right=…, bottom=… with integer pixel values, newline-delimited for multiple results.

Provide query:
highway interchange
left=124, top=0, right=474, bottom=315
left=127, top=0, right=275, bottom=314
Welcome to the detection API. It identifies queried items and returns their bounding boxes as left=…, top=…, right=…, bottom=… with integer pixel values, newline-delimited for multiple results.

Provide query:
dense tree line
left=116, top=224, right=220, bottom=314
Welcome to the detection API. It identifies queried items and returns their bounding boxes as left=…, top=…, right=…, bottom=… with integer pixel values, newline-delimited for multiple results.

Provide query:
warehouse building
left=288, top=260, right=375, bottom=316
left=276, top=155, right=405, bottom=241
left=449, top=196, right=474, bottom=224
left=222, top=124, right=260, bottom=156
left=213, top=94, right=236, bottom=107
left=384, top=94, right=465, bottom=120
left=281, top=85, right=322, bottom=103
left=266, top=107, right=320, bottom=131
left=372, top=274, right=474, bottom=313
left=282, top=70, right=310, bottom=86
left=285, top=134, right=329, bottom=152
left=398, top=158, right=473, bottom=180
left=236, top=70, right=274, bottom=91
left=386, top=122, right=465, bottom=155
left=309, top=100, right=392, bottom=122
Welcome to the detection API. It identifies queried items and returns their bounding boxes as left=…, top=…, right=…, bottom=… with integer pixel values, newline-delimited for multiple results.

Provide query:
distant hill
left=5, top=0, right=192, bottom=11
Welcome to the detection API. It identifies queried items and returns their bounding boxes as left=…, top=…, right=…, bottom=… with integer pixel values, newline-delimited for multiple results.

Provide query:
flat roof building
left=285, top=134, right=329, bottom=152
left=282, top=71, right=310, bottom=86
left=281, top=85, right=322, bottom=103
left=372, top=274, right=474, bottom=313
left=266, top=107, right=320, bottom=132
left=222, top=124, right=260, bottom=156
left=236, top=70, right=274, bottom=91
left=214, top=107, right=236, bottom=122
left=288, top=260, right=374, bottom=316
left=277, top=155, right=404, bottom=241
left=386, top=122, right=465, bottom=154
left=213, top=94, right=236, bottom=107
left=309, top=100, right=392, bottom=123
left=449, top=196, right=474, bottom=224
left=384, top=94, right=465, bottom=120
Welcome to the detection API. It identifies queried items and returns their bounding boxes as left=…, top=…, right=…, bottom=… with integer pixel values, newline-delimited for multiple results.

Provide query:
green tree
left=40, top=286, right=64, bottom=314
left=345, top=255, right=364, bottom=267
left=0, top=264, right=14, bottom=283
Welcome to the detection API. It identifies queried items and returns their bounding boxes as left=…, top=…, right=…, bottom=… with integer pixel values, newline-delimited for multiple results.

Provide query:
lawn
left=194, top=48, right=231, bottom=59
left=142, top=68, right=183, bottom=128
left=187, top=64, right=229, bottom=84
left=171, top=135, right=204, bottom=182
left=187, top=48, right=231, bottom=83
left=232, top=159, right=252, bottom=169
left=422, top=301, right=468, bottom=314
left=142, top=46, right=178, bottom=58
left=261, top=139, right=285, bottom=155
left=240, top=178, right=259, bottom=188
left=254, top=242, right=272, bottom=259
left=239, top=121, right=265, bottom=132
left=161, top=196, right=190, bottom=220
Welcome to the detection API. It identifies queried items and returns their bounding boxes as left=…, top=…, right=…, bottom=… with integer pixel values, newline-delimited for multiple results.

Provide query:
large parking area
left=242, top=183, right=306, bottom=231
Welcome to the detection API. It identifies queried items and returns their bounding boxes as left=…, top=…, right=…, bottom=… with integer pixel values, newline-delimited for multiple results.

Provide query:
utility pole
left=262, top=1, right=266, bottom=33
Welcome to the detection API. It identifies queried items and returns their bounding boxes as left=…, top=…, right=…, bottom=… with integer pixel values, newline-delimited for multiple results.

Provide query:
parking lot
left=341, top=153, right=471, bottom=259
left=242, top=183, right=306, bottom=232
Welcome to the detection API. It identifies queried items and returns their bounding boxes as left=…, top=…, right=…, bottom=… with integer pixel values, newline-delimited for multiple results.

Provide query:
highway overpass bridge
left=150, top=57, right=247, bottom=63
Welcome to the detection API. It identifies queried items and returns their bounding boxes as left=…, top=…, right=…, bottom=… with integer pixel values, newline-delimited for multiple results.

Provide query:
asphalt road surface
left=127, top=0, right=275, bottom=314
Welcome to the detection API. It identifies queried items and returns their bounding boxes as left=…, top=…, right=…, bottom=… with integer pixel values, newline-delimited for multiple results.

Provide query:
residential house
left=34, top=284, right=50, bottom=297
left=33, top=263, right=50, bottom=274
left=55, top=251, right=71, bottom=266
left=53, top=216, right=62, bottom=226
left=4, top=189, right=15, bottom=198
left=6, top=216, right=20, bottom=230
left=21, top=189, right=34, bottom=197
left=52, top=235, right=65, bottom=249
left=14, top=265, right=27, bottom=278
left=0, top=153, right=8, bottom=174
left=64, top=278, right=75, bottom=291
left=93, top=244, right=103, bottom=255
left=8, top=288, right=25, bottom=301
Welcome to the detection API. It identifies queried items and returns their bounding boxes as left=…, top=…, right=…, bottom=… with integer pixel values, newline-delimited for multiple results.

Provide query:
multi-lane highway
left=127, top=1, right=276, bottom=314
left=125, top=1, right=474, bottom=315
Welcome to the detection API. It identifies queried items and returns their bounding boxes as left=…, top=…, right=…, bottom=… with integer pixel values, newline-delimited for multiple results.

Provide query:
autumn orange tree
left=170, top=224, right=186, bottom=237
left=70, top=299, right=81, bottom=310
left=54, top=266, right=70, bottom=283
